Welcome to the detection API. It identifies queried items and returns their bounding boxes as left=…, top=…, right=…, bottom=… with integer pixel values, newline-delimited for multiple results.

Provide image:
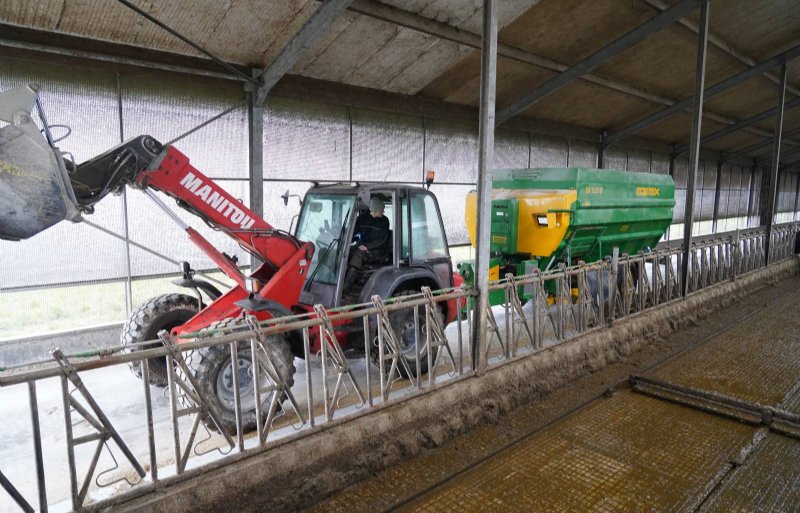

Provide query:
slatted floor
left=648, top=289, right=800, bottom=406
left=305, top=284, right=800, bottom=513
left=398, top=393, right=756, bottom=512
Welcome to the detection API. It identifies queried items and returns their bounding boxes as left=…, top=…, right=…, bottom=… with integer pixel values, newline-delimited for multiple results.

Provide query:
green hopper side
left=459, top=167, right=675, bottom=304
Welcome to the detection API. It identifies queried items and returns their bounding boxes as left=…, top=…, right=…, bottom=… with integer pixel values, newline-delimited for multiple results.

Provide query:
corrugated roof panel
left=632, top=111, right=732, bottom=144
left=0, top=0, right=797, bottom=154
left=499, top=0, right=654, bottom=65
left=297, top=15, right=400, bottom=84
left=258, top=1, right=318, bottom=66
left=705, top=77, right=788, bottom=121
left=346, top=27, right=440, bottom=91
left=381, top=0, right=539, bottom=33
left=48, top=1, right=202, bottom=57
left=383, top=39, right=473, bottom=95
left=596, top=27, right=752, bottom=102
left=419, top=51, right=482, bottom=101
left=202, top=0, right=316, bottom=65
left=708, top=0, right=800, bottom=61
left=520, top=80, right=674, bottom=131
left=703, top=131, right=758, bottom=154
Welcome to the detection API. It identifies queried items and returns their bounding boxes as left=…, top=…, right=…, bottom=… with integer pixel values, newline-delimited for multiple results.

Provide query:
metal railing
left=0, top=222, right=797, bottom=512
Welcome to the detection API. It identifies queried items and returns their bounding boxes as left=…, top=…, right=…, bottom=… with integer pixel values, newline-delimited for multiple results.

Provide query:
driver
left=344, top=197, right=390, bottom=289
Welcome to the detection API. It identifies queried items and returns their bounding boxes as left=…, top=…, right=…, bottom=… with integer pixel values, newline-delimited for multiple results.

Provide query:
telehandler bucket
left=0, top=84, right=80, bottom=240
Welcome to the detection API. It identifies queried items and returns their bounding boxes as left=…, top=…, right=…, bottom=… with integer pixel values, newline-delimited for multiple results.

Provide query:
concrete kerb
left=0, top=322, right=123, bottom=367
left=109, top=258, right=799, bottom=513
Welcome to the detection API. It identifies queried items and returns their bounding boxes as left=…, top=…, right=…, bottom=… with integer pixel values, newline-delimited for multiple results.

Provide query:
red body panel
left=175, top=243, right=313, bottom=336
left=134, top=146, right=313, bottom=338
left=446, top=272, right=465, bottom=324
left=138, top=146, right=303, bottom=270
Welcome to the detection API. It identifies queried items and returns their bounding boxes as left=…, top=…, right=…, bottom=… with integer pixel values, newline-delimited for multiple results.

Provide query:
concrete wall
left=0, top=323, right=122, bottom=368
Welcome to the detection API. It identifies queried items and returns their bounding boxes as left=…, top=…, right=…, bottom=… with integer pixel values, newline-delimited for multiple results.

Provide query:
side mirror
left=281, top=190, right=303, bottom=207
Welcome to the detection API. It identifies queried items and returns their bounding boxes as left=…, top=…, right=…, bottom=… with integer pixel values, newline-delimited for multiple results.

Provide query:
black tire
left=372, top=290, right=442, bottom=379
left=122, top=293, right=202, bottom=387
left=190, top=318, right=295, bottom=434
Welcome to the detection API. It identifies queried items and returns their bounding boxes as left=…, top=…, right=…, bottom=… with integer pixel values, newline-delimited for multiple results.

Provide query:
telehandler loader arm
left=0, top=84, right=313, bottom=335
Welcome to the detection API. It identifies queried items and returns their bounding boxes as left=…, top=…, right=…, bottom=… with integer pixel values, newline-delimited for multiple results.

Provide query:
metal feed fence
left=0, top=223, right=797, bottom=512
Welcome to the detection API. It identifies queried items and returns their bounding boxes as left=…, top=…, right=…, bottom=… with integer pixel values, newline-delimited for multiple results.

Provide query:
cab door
left=404, top=190, right=453, bottom=288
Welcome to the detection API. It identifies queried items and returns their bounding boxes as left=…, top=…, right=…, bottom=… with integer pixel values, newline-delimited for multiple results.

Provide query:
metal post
left=746, top=166, right=757, bottom=227
left=609, top=249, right=619, bottom=324
left=794, top=169, right=800, bottom=221
left=765, top=61, right=789, bottom=264
left=247, top=67, right=265, bottom=271
left=230, top=342, right=244, bottom=451
left=28, top=382, right=47, bottom=512
left=666, top=149, right=676, bottom=239
left=117, top=73, right=134, bottom=314
left=0, top=471, right=33, bottom=513
left=527, top=131, right=532, bottom=168
left=349, top=106, right=354, bottom=181
left=422, top=117, right=427, bottom=182
left=141, top=359, right=158, bottom=482
left=598, top=130, right=606, bottom=169
left=303, top=327, right=317, bottom=422
left=712, top=160, right=722, bottom=232
left=60, top=376, right=78, bottom=511
left=469, top=0, right=498, bottom=374
left=681, top=0, right=710, bottom=298
left=669, top=148, right=676, bottom=179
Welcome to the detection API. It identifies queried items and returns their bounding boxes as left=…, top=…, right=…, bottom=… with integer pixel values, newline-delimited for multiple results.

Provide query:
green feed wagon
left=459, top=167, right=675, bottom=305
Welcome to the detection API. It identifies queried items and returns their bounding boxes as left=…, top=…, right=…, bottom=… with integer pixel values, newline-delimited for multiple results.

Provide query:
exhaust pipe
left=0, top=84, right=81, bottom=240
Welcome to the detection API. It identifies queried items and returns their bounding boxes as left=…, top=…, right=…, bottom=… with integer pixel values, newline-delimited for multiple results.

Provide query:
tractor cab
left=293, top=183, right=454, bottom=310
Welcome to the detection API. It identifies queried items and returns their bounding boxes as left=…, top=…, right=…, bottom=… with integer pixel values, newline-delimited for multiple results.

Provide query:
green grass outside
left=0, top=248, right=477, bottom=341
left=0, top=272, right=234, bottom=340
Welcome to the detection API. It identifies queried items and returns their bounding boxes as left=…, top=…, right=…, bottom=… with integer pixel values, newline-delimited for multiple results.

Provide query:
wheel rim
left=216, top=352, right=259, bottom=412
left=398, top=311, right=427, bottom=361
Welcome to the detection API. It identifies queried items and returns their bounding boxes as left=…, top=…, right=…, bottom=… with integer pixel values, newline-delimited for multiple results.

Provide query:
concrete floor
left=304, top=277, right=800, bottom=513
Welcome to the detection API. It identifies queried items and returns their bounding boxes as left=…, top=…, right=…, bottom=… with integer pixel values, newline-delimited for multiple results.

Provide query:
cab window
left=409, top=192, right=447, bottom=262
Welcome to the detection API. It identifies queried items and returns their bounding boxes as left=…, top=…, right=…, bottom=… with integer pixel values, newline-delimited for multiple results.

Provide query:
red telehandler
left=0, top=84, right=461, bottom=432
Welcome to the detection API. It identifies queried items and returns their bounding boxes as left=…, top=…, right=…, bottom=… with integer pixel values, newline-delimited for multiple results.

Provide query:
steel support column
left=247, top=68, right=265, bottom=270
left=681, top=1, right=710, bottom=297
left=470, top=0, right=498, bottom=373
left=598, top=130, right=607, bottom=169
left=746, top=166, right=757, bottom=227
left=794, top=168, right=800, bottom=221
left=765, top=62, right=789, bottom=263
left=117, top=73, right=133, bottom=314
left=712, top=160, right=723, bottom=232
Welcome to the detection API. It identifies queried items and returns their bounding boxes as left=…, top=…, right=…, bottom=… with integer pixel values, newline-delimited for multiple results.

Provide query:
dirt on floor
left=113, top=260, right=798, bottom=513
left=302, top=268, right=800, bottom=513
